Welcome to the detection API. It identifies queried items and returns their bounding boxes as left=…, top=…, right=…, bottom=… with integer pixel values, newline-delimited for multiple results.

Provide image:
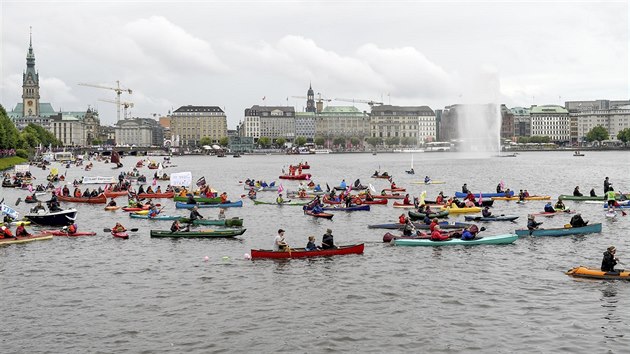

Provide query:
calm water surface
left=1, top=151, right=629, bottom=353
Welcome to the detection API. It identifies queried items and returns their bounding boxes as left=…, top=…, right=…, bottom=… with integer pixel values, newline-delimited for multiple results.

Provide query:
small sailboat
left=111, top=150, right=123, bottom=169
left=405, top=155, right=415, bottom=174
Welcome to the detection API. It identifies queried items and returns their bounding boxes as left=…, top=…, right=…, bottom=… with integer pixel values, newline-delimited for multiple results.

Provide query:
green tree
left=198, top=137, right=213, bottom=146
left=366, top=137, right=382, bottom=147
left=400, top=137, right=417, bottom=146
left=219, top=136, right=229, bottom=147
left=24, top=123, right=60, bottom=147
left=92, top=139, right=102, bottom=146
left=0, top=104, right=21, bottom=149
left=314, top=136, right=325, bottom=147
left=385, top=136, right=400, bottom=146
left=333, top=137, right=346, bottom=147
left=275, top=137, right=286, bottom=147
left=350, top=137, right=360, bottom=146
left=585, top=126, right=609, bottom=143
left=294, top=136, right=307, bottom=147
left=529, top=136, right=551, bottom=144
left=517, top=136, right=530, bottom=144
left=258, top=136, right=271, bottom=148
left=617, top=128, right=630, bottom=144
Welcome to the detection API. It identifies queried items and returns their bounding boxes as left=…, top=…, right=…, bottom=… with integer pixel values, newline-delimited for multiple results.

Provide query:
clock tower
left=22, top=28, right=40, bottom=117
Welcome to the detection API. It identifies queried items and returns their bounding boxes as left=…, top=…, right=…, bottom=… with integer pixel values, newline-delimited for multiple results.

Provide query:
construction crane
left=98, top=99, right=134, bottom=119
left=292, top=93, right=332, bottom=113
left=79, top=80, right=133, bottom=121
left=335, top=98, right=384, bottom=107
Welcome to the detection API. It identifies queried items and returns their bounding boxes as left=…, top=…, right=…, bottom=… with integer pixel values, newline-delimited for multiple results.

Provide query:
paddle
left=103, top=228, right=139, bottom=232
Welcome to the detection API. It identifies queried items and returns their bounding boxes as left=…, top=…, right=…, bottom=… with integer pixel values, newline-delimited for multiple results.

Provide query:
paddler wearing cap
left=601, top=246, right=619, bottom=272
left=321, top=228, right=336, bottom=249
left=188, top=205, right=204, bottom=223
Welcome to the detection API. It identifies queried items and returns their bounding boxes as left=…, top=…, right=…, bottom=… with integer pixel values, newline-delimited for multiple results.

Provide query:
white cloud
left=40, top=77, right=79, bottom=106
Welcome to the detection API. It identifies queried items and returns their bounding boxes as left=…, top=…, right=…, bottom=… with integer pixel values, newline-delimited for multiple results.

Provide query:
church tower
left=306, top=83, right=316, bottom=113
left=22, top=28, right=40, bottom=117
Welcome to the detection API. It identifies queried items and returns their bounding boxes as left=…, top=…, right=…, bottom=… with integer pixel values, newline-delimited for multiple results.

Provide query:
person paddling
left=601, top=246, right=619, bottom=272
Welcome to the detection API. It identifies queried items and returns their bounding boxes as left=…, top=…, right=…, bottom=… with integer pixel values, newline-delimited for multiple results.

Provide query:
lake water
left=1, top=151, right=628, bottom=353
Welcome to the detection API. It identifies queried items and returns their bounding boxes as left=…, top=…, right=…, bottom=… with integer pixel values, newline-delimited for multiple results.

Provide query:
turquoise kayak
left=514, top=223, right=602, bottom=237
left=393, top=234, right=518, bottom=246
left=175, top=200, right=243, bottom=209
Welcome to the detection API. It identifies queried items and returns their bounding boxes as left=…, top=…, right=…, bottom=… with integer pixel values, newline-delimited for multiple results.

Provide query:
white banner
left=1, top=204, right=19, bottom=219
left=14, top=164, right=30, bottom=173
left=170, top=172, right=192, bottom=187
left=82, top=176, right=116, bottom=184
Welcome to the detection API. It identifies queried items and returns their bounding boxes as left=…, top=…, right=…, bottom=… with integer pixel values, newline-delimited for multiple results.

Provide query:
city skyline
left=1, top=0, right=628, bottom=128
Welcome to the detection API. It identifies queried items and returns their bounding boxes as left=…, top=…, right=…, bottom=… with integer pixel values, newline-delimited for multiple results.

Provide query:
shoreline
left=0, top=156, right=27, bottom=171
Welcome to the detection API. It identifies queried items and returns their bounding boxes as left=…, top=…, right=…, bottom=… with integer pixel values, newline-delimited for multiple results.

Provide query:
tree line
left=0, top=105, right=61, bottom=156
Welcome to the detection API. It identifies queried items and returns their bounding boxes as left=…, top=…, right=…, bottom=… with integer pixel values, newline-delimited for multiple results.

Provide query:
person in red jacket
left=398, top=213, right=406, bottom=224
left=431, top=225, right=450, bottom=241
left=0, top=225, right=15, bottom=239
left=429, top=218, right=440, bottom=232
left=15, top=223, right=31, bottom=237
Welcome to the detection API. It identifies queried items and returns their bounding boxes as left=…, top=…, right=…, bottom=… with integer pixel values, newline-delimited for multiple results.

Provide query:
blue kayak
left=514, top=223, right=602, bottom=237
left=175, top=200, right=243, bottom=209
left=454, top=191, right=514, bottom=198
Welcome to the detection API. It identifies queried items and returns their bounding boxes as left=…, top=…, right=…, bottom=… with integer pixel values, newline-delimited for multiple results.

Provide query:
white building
left=529, top=105, right=570, bottom=143
left=115, top=118, right=160, bottom=147
left=244, top=105, right=295, bottom=142
left=574, top=105, right=630, bottom=142
left=370, top=105, right=435, bottom=144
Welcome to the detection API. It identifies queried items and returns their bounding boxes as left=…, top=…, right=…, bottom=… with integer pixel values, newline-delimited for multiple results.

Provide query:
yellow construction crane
left=79, top=81, right=132, bottom=121
left=98, top=99, right=134, bottom=119
left=335, top=98, right=383, bottom=107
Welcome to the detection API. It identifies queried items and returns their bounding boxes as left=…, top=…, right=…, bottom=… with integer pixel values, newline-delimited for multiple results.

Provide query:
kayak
left=304, top=210, right=334, bottom=219
left=368, top=221, right=473, bottom=230
left=383, top=230, right=462, bottom=243
left=137, top=192, right=174, bottom=199
left=149, top=228, right=247, bottom=238
left=374, top=194, right=405, bottom=200
left=566, top=266, right=630, bottom=280
left=392, top=202, right=416, bottom=208
left=250, top=244, right=364, bottom=259
left=559, top=194, right=630, bottom=201
left=104, top=206, right=120, bottom=211
left=361, top=199, right=388, bottom=205
left=454, top=191, right=514, bottom=198
left=4, top=220, right=31, bottom=226
left=58, top=194, right=107, bottom=204
left=253, top=200, right=309, bottom=206
left=175, top=200, right=243, bottom=209
left=515, top=223, right=602, bottom=237
left=103, top=191, right=128, bottom=198
left=411, top=181, right=446, bottom=185
left=321, top=205, right=370, bottom=211
left=371, top=174, right=392, bottom=179
left=408, top=210, right=450, bottom=220
left=179, top=217, right=244, bottom=227
left=44, top=230, right=97, bottom=236
left=464, top=215, right=519, bottom=222
left=112, top=231, right=129, bottom=239
left=393, top=233, right=518, bottom=246
left=492, top=195, right=551, bottom=201
left=173, top=195, right=223, bottom=203
left=279, top=173, right=311, bottom=180
left=530, top=210, right=575, bottom=217
left=333, top=185, right=368, bottom=191
left=0, top=233, right=53, bottom=246
left=440, top=205, right=481, bottom=214
left=242, top=185, right=278, bottom=192
left=122, top=205, right=151, bottom=212
left=383, top=188, right=406, bottom=192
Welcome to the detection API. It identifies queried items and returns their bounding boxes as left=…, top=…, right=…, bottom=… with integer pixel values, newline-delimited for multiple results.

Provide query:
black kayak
left=464, top=215, right=519, bottom=222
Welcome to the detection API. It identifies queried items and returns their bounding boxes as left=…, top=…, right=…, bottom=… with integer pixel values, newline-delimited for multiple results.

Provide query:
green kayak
left=408, top=210, right=450, bottom=220
left=394, top=233, right=518, bottom=246
left=179, top=217, right=243, bottom=227
left=150, top=228, right=247, bottom=238
left=173, top=195, right=223, bottom=204
left=559, top=194, right=630, bottom=201
left=253, top=200, right=309, bottom=206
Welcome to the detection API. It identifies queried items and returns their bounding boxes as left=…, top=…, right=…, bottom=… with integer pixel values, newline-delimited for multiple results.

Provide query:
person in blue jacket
left=461, top=228, right=474, bottom=240
left=544, top=202, right=555, bottom=213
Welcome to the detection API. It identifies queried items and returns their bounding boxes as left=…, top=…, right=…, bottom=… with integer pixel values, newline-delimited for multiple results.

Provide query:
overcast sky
left=1, top=0, right=628, bottom=127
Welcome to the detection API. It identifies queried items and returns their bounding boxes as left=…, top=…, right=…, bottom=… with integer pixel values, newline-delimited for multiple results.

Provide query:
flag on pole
left=478, top=193, right=483, bottom=206
left=152, top=178, right=157, bottom=186
left=278, top=184, right=284, bottom=194
left=196, top=176, right=206, bottom=187
left=262, top=96, right=266, bottom=101
left=27, top=184, right=33, bottom=193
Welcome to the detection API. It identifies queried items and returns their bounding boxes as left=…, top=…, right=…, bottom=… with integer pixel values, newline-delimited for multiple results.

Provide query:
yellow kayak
left=134, top=210, right=149, bottom=215
left=492, top=195, right=551, bottom=201
left=566, top=266, right=630, bottom=280
left=0, top=234, right=53, bottom=246
left=1, top=220, right=32, bottom=226
left=439, top=205, right=481, bottom=214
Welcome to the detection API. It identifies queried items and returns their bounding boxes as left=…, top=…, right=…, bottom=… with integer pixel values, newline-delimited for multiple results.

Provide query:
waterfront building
left=573, top=105, right=630, bottom=144
left=500, top=104, right=514, bottom=140
left=228, top=136, right=255, bottom=153
left=159, top=116, right=171, bottom=142
left=114, top=118, right=163, bottom=147
left=529, top=105, right=570, bottom=144
left=295, top=112, right=316, bottom=141
left=315, top=106, right=370, bottom=142
left=371, top=105, right=434, bottom=145
left=50, top=107, right=101, bottom=146
left=244, top=105, right=295, bottom=143
left=170, top=105, right=227, bottom=147
left=510, top=107, right=531, bottom=138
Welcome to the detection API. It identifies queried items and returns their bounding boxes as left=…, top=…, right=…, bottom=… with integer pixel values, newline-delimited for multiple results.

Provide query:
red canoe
left=374, top=194, right=405, bottom=200
left=112, top=231, right=129, bottom=239
left=250, top=243, right=364, bottom=259
left=383, top=188, right=406, bottom=192
left=392, top=201, right=416, bottom=208
left=42, top=230, right=97, bottom=237
left=57, top=194, right=107, bottom=204
left=279, top=173, right=312, bottom=180
left=137, top=192, right=174, bottom=199
left=304, top=210, right=334, bottom=219
left=362, top=199, right=388, bottom=205
left=104, top=191, right=128, bottom=198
